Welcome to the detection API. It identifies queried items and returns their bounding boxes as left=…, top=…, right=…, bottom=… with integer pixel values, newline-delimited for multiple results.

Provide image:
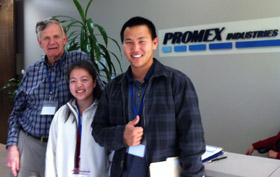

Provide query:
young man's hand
left=124, top=116, right=143, bottom=146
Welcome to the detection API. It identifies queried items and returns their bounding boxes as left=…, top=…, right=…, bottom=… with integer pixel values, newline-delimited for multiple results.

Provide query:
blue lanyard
left=76, top=101, right=82, bottom=139
left=45, top=59, right=63, bottom=95
left=130, top=84, right=145, bottom=118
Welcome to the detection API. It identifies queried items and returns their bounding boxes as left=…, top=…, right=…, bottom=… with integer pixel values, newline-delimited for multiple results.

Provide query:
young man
left=5, top=18, right=96, bottom=177
left=92, top=16, right=205, bottom=177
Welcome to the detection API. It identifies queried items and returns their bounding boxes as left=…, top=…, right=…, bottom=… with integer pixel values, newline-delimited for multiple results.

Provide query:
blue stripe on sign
left=209, top=43, right=233, bottom=50
left=162, top=46, right=172, bottom=53
left=189, top=44, right=207, bottom=51
left=174, top=45, right=187, bottom=52
left=236, top=39, right=280, bottom=48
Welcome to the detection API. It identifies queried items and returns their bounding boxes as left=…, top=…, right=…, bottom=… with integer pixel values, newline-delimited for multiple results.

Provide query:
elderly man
left=5, top=18, right=94, bottom=177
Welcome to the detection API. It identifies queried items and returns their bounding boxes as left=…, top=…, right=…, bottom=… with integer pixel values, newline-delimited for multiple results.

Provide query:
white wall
left=23, top=0, right=280, bottom=154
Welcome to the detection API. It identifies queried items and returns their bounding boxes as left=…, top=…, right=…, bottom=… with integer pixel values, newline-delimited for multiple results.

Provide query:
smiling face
left=69, top=68, right=96, bottom=105
left=123, top=25, right=158, bottom=73
left=37, top=23, right=67, bottom=65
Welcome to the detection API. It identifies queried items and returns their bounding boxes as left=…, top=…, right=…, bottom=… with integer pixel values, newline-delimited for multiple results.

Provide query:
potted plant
left=1, top=0, right=123, bottom=99
left=1, top=77, right=21, bottom=100
left=54, top=0, right=123, bottom=83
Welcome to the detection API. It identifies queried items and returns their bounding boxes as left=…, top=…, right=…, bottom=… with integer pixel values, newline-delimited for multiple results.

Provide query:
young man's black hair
left=120, top=16, right=157, bottom=43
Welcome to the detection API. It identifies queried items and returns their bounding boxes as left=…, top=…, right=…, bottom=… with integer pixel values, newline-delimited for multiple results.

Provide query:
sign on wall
left=158, top=17, right=280, bottom=57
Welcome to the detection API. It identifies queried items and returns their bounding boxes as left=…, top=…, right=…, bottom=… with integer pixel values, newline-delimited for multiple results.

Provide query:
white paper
left=40, top=106, right=57, bottom=115
left=202, top=145, right=223, bottom=162
left=128, top=144, right=145, bottom=157
left=149, top=156, right=181, bottom=177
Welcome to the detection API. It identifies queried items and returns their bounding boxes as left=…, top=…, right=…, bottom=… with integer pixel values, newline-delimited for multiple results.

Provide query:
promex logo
left=158, top=17, right=280, bottom=57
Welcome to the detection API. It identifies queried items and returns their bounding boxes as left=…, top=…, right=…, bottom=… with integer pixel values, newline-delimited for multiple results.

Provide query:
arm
left=173, top=75, right=205, bottom=177
left=6, top=73, right=29, bottom=176
left=252, top=133, right=279, bottom=150
left=92, top=84, right=127, bottom=150
left=6, top=74, right=28, bottom=147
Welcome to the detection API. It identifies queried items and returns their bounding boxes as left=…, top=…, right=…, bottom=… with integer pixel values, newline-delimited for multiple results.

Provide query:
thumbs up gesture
left=124, top=115, right=144, bottom=146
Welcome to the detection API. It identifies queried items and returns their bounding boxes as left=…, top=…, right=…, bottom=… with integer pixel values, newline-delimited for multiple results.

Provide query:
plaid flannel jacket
left=92, top=58, right=205, bottom=177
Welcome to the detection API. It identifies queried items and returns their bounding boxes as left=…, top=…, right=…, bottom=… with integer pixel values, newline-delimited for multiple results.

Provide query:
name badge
left=128, top=144, right=146, bottom=158
left=72, top=169, right=90, bottom=177
left=40, top=101, right=58, bottom=115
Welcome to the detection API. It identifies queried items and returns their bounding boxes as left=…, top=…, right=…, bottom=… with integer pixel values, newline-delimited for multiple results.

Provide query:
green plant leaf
left=66, top=21, right=80, bottom=32
left=53, top=15, right=80, bottom=22
left=86, top=18, right=101, bottom=62
left=108, top=36, right=122, bottom=56
left=99, top=62, right=112, bottom=81
left=1, top=78, right=21, bottom=100
left=55, top=0, right=122, bottom=83
left=80, top=26, right=87, bottom=52
left=95, top=24, right=108, bottom=46
left=73, top=0, right=86, bottom=23
left=110, top=51, right=123, bottom=73
left=85, top=0, right=93, bottom=18
left=86, top=18, right=94, bottom=37
left=67, top=41, right=80, bottom=51
left=67, top=31, right=78, bottom=40
left=100, top=44, right=113, bottom=73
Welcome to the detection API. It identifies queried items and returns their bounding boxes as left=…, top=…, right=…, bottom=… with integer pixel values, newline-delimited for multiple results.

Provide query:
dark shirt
left=122, top=63, right=154, bottom=177
left=92, top=59, right=205, bottom=177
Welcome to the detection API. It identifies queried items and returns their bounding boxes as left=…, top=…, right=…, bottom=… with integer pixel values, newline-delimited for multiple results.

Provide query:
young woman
left=45, top=60, right=108, bottom=177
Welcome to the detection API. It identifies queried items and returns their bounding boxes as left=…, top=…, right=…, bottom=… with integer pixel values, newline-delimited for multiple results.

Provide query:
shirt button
left=137, top=93, right=141, bottom=97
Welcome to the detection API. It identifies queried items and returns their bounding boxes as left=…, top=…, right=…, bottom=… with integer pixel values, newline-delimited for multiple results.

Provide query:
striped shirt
left=7, top=50, right=93, bottom=146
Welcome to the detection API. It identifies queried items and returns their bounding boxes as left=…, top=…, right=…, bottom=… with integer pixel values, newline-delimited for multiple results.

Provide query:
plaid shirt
left=7, top=50, right=92, bottom=146
left=92, top=59, right=205, bottom=177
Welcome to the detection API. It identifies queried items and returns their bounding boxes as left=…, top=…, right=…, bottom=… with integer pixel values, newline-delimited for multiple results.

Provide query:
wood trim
left=0, top=0, right=16, bottom=144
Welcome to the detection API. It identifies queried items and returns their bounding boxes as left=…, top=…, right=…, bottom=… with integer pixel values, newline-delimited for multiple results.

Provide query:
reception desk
left=204, top=152, right=280, bottom=177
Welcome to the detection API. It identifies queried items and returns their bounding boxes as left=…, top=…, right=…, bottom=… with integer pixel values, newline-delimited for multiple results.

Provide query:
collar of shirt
left=43, top=51, right=66, bottom=67
left=126, top=60, right=155, bottom=84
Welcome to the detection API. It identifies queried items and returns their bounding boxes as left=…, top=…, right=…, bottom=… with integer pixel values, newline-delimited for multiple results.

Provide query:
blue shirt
left=7, top=51, right=94, bottom=146
left=122, top=63, right=155, bottom=177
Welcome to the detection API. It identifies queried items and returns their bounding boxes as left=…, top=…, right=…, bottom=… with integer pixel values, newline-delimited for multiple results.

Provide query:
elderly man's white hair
left=35, top=17, right=66, bottom=39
